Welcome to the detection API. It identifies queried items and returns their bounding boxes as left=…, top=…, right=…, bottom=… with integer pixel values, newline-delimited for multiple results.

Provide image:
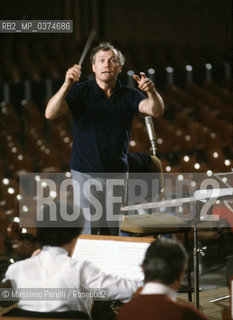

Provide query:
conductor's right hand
left=65, top=64, right=82, bottom=85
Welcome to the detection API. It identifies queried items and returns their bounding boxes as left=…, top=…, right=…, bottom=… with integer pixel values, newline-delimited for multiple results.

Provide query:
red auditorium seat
left=21, top=100, right=44, bottom=131
left=0, top=209, right=10, bottom=253
left=0, top=102, right=21, bottom=133
left=205, top=148, right=228, bottom=173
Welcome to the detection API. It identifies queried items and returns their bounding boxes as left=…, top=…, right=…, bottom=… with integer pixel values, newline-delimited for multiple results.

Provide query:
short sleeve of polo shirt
left=129, top=88, right=146, bottom=114
left=65, top=82, right=85, bottom=113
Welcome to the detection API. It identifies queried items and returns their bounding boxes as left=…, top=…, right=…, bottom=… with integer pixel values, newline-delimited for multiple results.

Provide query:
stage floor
left=178, top=286, right=230, bottom=320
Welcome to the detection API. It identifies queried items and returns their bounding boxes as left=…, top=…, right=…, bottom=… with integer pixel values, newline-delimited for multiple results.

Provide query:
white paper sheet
left=72, top=239, right=150, bottom=280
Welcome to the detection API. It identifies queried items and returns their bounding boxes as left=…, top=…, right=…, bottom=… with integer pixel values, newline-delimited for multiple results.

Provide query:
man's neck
left=141, top=282, right=177, bottom=301
left=95, top=78, right=116, bottom=98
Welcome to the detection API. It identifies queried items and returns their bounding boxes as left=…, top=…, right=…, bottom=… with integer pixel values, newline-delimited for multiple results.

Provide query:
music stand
left=121, top=188, right=233, bottom=309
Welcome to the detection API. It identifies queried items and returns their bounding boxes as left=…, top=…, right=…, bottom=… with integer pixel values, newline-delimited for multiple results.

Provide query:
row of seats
left=129, top=80, right=232, bottom=173
left=0, top=34, right=230, bottom=82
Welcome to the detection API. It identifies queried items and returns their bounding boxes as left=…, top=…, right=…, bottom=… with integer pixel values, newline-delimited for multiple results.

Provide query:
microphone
left=145, top=116, right=157, bottom=156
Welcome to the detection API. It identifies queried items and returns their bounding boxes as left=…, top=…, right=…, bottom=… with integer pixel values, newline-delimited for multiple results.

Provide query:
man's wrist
left=147, top=87, right=157, bottom=96
left=62, top=81, right=73, bottom=90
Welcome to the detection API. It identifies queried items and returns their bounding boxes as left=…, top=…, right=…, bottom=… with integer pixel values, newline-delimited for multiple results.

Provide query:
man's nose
left=104, top=60, right=111, bottom=67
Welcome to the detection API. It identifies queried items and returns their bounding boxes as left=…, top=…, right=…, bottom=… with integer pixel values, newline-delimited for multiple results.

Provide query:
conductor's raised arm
left=133, top=72, right=164, bottom=117
left=45, top=64, right=81, bottom=120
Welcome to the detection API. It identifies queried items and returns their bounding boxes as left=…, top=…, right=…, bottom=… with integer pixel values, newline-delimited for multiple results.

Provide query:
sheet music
left=106, top=242, right=149, bottom=280
left=72, top=239, right=150, bottom=280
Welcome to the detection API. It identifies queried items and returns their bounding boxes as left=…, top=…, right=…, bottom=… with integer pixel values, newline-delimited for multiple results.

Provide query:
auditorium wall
left=0, top=0, right=232, bottom=52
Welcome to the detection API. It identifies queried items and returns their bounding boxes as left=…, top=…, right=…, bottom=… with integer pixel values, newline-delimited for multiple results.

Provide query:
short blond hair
left=90, top=42, right=125, bottom=66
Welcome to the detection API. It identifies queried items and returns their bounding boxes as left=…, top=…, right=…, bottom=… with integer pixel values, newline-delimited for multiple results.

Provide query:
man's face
left=92, top=50, right=122, bottom=83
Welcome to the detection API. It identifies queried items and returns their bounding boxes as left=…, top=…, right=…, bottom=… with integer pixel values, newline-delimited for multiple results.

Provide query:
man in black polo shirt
left=45, top=42, right=164, bottom=235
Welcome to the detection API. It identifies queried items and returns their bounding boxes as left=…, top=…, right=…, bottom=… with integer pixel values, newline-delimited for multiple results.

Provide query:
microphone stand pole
left=151, top=142, right=157, bottom=157
left=193, top=222, right=199, bottom=309
left=194, top=200, right=204, bottom=310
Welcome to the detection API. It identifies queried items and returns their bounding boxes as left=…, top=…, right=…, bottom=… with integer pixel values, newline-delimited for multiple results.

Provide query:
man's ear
left=170, top=271, right=185, bottom=292
left=178, top=270, right=185, bottom=284
left=118, top=66, right=122, bottom=74
left=92, top=64, right=96, bottom=73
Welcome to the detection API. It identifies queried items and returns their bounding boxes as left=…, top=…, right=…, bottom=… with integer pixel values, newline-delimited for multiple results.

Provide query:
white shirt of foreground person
left=4, top=246, right=142, bottom=316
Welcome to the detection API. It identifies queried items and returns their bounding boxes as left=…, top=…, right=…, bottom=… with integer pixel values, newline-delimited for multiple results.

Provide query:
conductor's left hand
left=133, top=72, right=155, bottom=93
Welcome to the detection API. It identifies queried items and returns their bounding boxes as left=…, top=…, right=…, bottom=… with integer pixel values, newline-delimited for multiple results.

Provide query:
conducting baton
left=78, top=29, right=96, bottom=65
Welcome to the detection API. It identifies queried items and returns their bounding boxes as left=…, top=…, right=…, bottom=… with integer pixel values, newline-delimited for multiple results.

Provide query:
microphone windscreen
left=145, top=116, right=156, bottom=141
